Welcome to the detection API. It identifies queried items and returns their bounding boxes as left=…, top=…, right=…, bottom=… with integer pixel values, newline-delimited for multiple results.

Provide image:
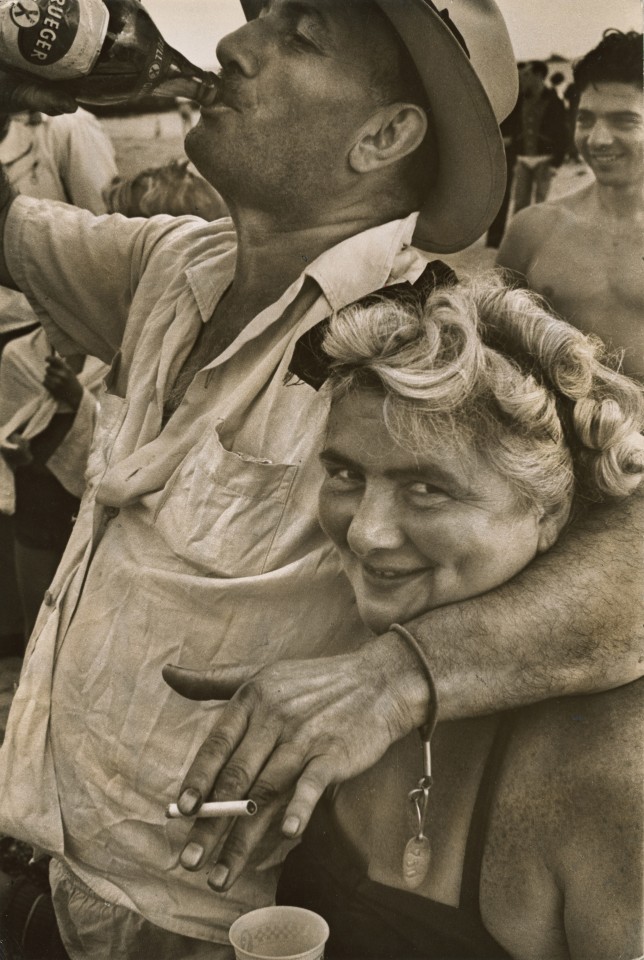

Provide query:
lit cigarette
left=165, top=799, right=257, bottom=819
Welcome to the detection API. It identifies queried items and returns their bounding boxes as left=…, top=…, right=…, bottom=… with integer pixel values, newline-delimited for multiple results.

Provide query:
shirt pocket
left=154, top=426, right=298, bottom=577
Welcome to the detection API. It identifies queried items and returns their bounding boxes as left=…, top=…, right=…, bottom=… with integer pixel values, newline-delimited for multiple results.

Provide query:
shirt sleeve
left=4, top=196, right=189, bottom=363
left=47, top=109, right=118, bottom=215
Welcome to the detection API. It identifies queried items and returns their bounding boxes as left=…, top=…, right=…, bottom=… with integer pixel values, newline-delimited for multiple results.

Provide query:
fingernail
left=282, top=815, right=300, bottom=837
left=208, top=863, right=229, bottom=890
left=180, top=842, right=204, bottom=870
left=178, top=788, right=202, bottom=815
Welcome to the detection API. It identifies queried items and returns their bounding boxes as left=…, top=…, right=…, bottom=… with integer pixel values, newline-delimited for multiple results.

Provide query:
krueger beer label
left=0, top=0, right=108, bottom=79
left=17, top=0, right=80, bottom=66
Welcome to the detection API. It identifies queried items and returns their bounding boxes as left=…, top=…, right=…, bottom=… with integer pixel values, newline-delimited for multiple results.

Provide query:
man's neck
left=592, top=179, right=644, bottom=222
left=221, top=204, right=403, bottom=326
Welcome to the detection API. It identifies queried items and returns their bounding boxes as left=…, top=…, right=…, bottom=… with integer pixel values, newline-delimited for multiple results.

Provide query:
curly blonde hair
left=324, top=273, right=644, bottom=514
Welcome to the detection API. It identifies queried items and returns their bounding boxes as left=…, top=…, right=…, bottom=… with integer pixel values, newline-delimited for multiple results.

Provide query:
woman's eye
left=323, top=466, right=362, bottom=486
left=407, top=482, right=448, bottom=503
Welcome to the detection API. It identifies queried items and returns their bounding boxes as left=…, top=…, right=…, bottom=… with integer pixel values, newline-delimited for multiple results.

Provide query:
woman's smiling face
left=319, top=390, right=552, bottom=634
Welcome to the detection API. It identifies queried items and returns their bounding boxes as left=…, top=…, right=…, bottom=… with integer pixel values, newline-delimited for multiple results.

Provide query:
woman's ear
left=536, top=500, right=571, bottom=554
left=348, top=103, right=428, bottom=174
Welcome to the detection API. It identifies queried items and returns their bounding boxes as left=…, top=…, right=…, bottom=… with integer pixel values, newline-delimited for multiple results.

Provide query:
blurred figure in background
left=105, top=158, right=227, bottom=220
left=485, top=79, right=521, bottom=248
left=0, top=108, right=116, bottom=653
left=497, top=31, right=644, bottom=379
left=0, top=334, right=105, bottom=640
left=548, top=70, right=566, bottom=96
left=511, top=60, right=568, bottom=212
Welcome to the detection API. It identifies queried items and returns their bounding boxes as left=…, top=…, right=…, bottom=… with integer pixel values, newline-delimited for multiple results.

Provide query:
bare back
left=498, top=186, right=644, bottom=377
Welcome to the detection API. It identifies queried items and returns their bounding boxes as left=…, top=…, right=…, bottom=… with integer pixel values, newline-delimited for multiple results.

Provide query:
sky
left=146, top=0, right=642, bottom=70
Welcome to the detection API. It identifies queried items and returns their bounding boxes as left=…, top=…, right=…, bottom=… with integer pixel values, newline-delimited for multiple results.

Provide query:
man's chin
left=183, top=129, right=223, bottom=190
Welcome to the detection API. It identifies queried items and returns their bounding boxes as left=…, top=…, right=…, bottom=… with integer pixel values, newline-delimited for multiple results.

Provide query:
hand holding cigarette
left=166, top=799, right=257, bottom=819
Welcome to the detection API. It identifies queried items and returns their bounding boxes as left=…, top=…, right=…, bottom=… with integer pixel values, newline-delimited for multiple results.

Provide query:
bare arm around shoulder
left=410, top=488, right=643, bottom=720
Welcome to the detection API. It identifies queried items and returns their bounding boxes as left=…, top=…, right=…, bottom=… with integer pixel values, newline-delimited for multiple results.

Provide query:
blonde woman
left=275, top=275, right=644, bottom=960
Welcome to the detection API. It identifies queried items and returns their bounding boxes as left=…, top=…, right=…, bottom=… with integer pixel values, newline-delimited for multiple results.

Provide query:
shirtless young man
left=497, top=30, right=644, bottom=378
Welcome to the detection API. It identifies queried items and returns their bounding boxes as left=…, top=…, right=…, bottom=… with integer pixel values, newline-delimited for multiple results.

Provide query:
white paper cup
left=229, top=906, right=330, bottom=960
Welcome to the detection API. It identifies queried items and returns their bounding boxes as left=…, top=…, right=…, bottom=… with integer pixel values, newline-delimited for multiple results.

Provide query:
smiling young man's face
left=185, top=0, right=410, bottom=215
left=575, top=82, right=644, bottom=188
left=318, top=390, right=549, bottom=634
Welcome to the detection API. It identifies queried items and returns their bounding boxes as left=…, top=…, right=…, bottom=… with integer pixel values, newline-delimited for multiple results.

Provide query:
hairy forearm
left=392, top=489, right=644, bottom=723
left=0, top=164, right=17, bottom=289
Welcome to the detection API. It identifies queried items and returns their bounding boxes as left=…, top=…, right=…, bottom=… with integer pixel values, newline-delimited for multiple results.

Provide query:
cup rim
left=229, top=906, right=330, bottom=960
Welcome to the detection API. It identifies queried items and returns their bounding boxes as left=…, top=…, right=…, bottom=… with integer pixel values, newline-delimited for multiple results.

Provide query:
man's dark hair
left=573, top=30, right=643, bottom=93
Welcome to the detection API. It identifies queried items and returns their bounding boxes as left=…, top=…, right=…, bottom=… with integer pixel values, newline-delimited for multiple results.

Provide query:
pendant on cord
left=403, top=773, right=432, bottom=889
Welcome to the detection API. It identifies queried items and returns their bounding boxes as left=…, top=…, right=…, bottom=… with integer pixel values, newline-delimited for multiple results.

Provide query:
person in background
left=104, top=158, right=227, bottom=220
left=274, top=275, right=643, bottom=960
left=548, top=69, right=566, bottom=95
left=485, top=85, right=520, bottom=248
left=497, top=31, right=644, bottom=379
left=0, top=3, right=641, bottom=958
left=0, top=334, right=105, bottom=640
left=510, top=60, right=568, bottom=213
left=0, top=108, right=116, bottom=653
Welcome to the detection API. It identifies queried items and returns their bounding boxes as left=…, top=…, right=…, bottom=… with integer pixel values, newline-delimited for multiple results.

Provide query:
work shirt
left=0, top=109, right=116, bottom=335
left=0, top=197, right=428, bottom=943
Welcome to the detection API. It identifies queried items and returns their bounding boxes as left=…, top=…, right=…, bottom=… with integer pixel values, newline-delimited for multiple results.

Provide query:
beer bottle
left=0, top=0, right=218, bottom=105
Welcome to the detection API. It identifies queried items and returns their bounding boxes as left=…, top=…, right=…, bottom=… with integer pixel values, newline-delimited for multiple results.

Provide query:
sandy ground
left=0, top=111, right=594, bottom=740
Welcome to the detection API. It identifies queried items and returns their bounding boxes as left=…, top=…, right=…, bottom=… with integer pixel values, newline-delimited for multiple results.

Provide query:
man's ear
left=536, top=499, right=571, bottom=554
left=349, top=103, right=428, bottom=174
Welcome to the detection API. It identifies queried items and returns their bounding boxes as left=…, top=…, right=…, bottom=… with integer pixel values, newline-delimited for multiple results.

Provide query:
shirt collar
left=184, top=222, right=237, bottom=322
left=304, top=212, right=420, bottom=311
left=183, top=212, right=421, bottom=323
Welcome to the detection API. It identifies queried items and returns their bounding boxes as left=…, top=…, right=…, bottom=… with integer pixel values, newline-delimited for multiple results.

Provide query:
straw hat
left=239, top=0, right=519, bottom=253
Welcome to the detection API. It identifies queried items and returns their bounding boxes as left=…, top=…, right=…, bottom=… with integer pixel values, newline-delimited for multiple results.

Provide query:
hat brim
left=374, top=0, right=507, bottom=253
left=238, top=0, right=509, bottom=253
